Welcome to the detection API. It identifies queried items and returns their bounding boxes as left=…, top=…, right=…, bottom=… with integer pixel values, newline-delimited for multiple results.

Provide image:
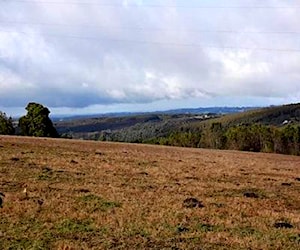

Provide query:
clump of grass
left=137, top=160, right=158, bottom=167
left=289, top=233, right=300, bottom=244
left=196, top=223, right=222, bottom=233
left=229, top=226, right=263, bottom=238
left=207, top=187, right=267, bottom=199
left=77, top=194, right=121, bottom=212
left=37, top=166, right=72, bottom=181
left=55, top=219, right=95, bottom=234
left=0, top=217, right=53, bottom=249
left=37, top=167, right=54, bottom=180
left=7, top=238, right=51, bottom=250
left=211, top=202, right=225, bottom=208
left=123, top=224, right=150, bottom=238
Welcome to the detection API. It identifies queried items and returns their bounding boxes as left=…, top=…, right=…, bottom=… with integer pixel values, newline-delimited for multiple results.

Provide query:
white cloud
left=0, top=0, right=299, bottom=115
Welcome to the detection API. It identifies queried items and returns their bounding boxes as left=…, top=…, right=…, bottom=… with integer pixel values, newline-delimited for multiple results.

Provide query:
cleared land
left=0, top=136, right=299, bottom=249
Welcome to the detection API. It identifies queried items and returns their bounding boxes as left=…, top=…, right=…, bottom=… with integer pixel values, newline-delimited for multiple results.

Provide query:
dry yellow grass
left=0, top=135, right=299, bottom=249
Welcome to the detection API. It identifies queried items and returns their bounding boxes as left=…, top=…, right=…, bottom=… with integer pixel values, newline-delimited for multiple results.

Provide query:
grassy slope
left=201, top=103, right=300, bottom=128
left=0, top=136, right=299, bottom=249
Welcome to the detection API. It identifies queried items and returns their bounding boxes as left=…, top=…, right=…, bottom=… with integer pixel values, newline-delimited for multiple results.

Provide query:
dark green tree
left=225, top=124, right=262, bottom=152
left=18, top=102, right=59, bottom=137
left=0, top=111, right=15, bottom=135
left=280, top=125, right=300, bottom=155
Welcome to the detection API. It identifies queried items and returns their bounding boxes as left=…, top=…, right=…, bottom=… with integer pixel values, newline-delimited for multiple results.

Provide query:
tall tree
left=18, top=102, right=59, bottom=138
left=0, top=111, right=15, bottom=135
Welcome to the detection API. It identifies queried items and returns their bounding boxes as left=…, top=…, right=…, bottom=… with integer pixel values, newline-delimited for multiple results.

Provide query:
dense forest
left=147, top=123, right=300, bottom=156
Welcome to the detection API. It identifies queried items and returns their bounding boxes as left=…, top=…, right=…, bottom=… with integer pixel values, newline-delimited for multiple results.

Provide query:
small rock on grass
left=176, top=226, right=189, bottom=233
left=0, top=192, right=5, bottom=208
left=274, top=222, right=293, bottom=229
left=78, top=188, right=90, bottom=193
left=243, top=192, right=259, bottom=198
left=183, top=198, right=204, bottom=208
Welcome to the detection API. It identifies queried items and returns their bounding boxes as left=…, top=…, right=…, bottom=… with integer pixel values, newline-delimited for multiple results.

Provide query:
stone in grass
left=274, top=222, right=293, bottom=229
left=281, top=182, right=292, bottom=186
left=243, top=192, right=259, bottom=198
left=0, top=192, right=5, bottom=208
left=183, top=198, right=204, bottom=208
left=176, top=226, right=189, bottom=233
left=78, top=188, right=90, bottom=193
left=42, top=166, right=52, bottom=172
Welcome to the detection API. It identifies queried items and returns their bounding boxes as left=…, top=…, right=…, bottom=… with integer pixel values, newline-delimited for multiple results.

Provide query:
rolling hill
left=201, top=102, right=300, bottom=128
left=53, top=106, right=259, bottom=140
left=0, top=136, right=299, bottom=249
left=53, top=103, right=300, bottom=148
left=54, top=113, right=219, bottom=141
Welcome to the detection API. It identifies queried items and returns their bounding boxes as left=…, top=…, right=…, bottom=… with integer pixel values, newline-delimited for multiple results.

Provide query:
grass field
left=0, top=136, right=299, bottom=249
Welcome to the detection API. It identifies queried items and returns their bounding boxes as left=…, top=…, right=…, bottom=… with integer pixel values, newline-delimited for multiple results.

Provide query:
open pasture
left=0, top=136, right=299, bottom=249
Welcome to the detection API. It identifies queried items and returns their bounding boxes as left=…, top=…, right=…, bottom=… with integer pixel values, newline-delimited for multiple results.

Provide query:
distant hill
left=154, top=106, right=257, bottom=115
left=55, top=113, right=219, bottom=140
left=54, top=106, right=257, bottom=140
left=200, top=103, right=300, bottom=128
left=54, top=103, right=300, bottom=147
left=153, top=103, right=300, bottom=155
left=52, top=106, right=256, bottom=122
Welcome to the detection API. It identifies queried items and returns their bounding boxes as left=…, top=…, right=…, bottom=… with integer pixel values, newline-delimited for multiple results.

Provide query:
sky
left=0, top=0, right=300, bottom=116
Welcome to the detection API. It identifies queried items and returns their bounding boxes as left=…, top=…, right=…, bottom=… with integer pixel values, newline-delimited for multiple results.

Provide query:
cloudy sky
left=0, top=0, right=300, bottom=116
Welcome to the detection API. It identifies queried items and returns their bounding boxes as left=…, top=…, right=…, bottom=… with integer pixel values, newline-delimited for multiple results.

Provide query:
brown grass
left=0, top=135, right=299, bottom=249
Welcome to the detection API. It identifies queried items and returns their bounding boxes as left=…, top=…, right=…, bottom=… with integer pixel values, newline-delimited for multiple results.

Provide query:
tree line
left=149, top=123, right=300, bottom=156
